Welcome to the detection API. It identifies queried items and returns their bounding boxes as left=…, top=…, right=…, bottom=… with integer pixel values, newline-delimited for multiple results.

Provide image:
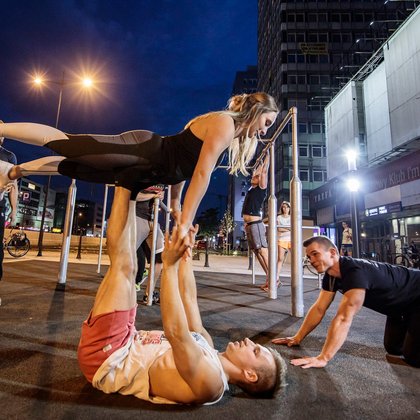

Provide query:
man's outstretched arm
left=291, top=288, right=365, bottom=368
left=178, top=226, right=213, bottom=347
left=272, top=289, right=335, bottom=346
left=160, top=228, right=223, bottom=402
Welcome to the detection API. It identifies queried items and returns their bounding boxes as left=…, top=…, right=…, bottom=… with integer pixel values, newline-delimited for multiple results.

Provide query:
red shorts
left=77, top=306, right=137, bottom=382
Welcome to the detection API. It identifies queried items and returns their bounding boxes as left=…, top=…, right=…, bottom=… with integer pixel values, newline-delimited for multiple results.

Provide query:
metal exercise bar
left=267, top=142, right=278, bottom=298
left=252, top=108, right=294, bottom=170
left=57, top=179, right=77, bottom=286
left=165, top=185, right=171, bottom=233
left=97, top=184, right=109, bottom=274
left=290, top=107, right=304, bottom=317
left=147, top=197, right=160, bottom=306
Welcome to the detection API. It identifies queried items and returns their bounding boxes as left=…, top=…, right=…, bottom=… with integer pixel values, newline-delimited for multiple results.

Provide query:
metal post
left=76, top=230, right=83, bottom=259
left=97, top=184, right=109, bottom=274
left=204, top=238, right=210, bottom=267
left=251, top=251, right=256, bottom=285
left=57, top=179, right=77, bottom=286
left=37, top=175, right=51, bottom=256
left=147, top=197, right=160, bottom=306
left=350, top=191, right=360, bottom=258
left=165, top=185, right=171, bottom=233
left=267, top=143, right=278, bottom=299
left=37, top=72, right=65, bottom=256
left=290, top=107, right=304, bottom=317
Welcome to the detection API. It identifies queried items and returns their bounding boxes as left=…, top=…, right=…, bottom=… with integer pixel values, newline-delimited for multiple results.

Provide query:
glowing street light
left=31, top=71, right=95, bottom=259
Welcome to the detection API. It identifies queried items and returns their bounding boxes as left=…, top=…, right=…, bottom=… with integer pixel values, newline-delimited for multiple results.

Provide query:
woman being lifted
left=0, top=92, right=278, bottom=239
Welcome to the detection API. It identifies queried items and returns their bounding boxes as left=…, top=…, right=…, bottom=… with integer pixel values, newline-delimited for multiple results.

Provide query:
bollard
left=76, top=230, right=83, bottom=259
left=204, top=238, right=210, bottom=267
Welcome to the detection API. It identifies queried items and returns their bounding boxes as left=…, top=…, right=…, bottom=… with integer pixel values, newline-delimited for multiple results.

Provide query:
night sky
left=1, top=0, right=257, bottom=218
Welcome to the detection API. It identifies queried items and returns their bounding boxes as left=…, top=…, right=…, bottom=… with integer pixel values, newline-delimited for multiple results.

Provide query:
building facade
left=312, top=7, right=420, bottom=260
left=257, top=0, right=415, bottom=216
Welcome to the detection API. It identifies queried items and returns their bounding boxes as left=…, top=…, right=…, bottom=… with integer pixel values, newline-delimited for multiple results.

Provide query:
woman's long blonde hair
left=185, top=92, right=279, bottom=176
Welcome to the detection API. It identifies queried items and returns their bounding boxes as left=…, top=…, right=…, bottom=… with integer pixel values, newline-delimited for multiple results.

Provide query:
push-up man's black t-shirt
left=322, top=257, right=420, bottom=316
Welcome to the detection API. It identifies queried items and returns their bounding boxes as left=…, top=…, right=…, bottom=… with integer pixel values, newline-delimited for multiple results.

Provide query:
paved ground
left=0, top=250, right=419, bottom=419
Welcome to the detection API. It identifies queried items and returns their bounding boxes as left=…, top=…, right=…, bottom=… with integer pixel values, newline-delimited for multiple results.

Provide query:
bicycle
left=3, top=226, right=31, bottom=258
left=393, top=245, right=419, bottom=268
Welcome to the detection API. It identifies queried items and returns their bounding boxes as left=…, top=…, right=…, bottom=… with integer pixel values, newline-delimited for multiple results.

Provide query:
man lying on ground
left=78, top=186, right=287, bottom=404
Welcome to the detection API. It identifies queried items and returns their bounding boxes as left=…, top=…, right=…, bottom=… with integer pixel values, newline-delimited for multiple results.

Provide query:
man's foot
left=142, top=291, right=160, bottom=305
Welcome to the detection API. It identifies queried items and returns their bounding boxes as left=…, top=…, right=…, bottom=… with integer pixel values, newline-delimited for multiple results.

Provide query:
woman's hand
left=162, top=226, right=189, bottom=267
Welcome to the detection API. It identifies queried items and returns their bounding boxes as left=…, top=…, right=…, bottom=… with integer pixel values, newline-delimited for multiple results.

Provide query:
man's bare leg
left=91, top=187, right=137, bottom=317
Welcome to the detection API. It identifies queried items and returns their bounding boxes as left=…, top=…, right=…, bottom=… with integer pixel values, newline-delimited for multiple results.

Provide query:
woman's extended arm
left=179, top=115, right=234, bottom=231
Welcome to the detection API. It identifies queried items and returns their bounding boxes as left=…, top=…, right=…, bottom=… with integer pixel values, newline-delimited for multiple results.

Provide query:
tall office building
left=257, top=0, right=415, bottom=217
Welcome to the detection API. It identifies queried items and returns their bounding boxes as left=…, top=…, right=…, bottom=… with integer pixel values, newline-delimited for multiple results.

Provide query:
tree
left=196, top=207, right=220, bottom=238
left=219, top=210, right=236, bottom=254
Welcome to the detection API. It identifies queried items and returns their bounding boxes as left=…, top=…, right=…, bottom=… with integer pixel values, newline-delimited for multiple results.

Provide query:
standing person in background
left=270, top=201, right=291, bottom=291
left=0, top=123, right=18, bottom=281
left=340, top=221, right=353, bottom=257
left=241, top=152, right=270, bottom=291
left=135, top=185, right=165, bottom=304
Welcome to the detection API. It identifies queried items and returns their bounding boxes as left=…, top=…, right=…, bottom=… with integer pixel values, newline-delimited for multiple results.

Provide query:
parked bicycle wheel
left=6, top=233, right=30, bottom=257
left=394, top=254, right=409, bottom=267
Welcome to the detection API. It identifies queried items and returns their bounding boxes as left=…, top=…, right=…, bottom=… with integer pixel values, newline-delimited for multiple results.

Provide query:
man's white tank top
left=92, top=330, right=229, bottom=405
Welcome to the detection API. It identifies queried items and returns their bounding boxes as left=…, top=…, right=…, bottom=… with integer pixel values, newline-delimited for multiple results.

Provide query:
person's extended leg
left=384, top=315, right=406, bottom=356
left=91, top=187, right=137, bottom=317
left=0, top=122, right=68, bottom=145
left=402, top=310, right=420, bottom=367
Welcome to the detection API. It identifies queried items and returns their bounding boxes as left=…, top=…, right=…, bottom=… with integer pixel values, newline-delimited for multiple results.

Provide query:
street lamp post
left=36, top=71, right=65, bottom=256
left=346, top=150, right=360, bottom=258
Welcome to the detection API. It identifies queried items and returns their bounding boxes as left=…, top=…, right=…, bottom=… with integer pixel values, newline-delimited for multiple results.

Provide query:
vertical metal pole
left=290, top=107, right=304, bottom=317
left=97, top=184, right=109, bottom=274
left=165, top=185, right=171, bottom=233
left=57, top=179, right=77, bottom=285
left=38, top=72, right=65, bottom=256
left=147, top=197, right=160, bottom=306
left=37, top=176, right=51, bottom=256
left=267, top=144, right=278, bottom=299
left=252, top=251, right=256, bottom=285
left=350, top=191, right=360, bottom=258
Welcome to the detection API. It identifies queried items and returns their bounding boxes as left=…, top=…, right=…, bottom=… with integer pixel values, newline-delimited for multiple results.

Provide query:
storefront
left=310, top=149, right=420, bottom=262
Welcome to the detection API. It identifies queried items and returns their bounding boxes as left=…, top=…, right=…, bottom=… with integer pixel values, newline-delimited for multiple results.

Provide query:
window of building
left=311, top=124, right=322, bottom=135
left=288, top=74, right=297, bottom=84
left=288, top=54, right=296, bottom=63
left=308, top=33, right=318, bottom=42
left=312, top=145, right=323, bottom=157
left=298, top=123, right=308, bottom=134
left=287, top=33, right=296, bottom=42
left=313, top=170, right=324, bottom=182
left=297, top=75, right=306, bottom=84
left=331, top=33, right=341, bottom=43
left=296, top=32, right=305, bottom=42
left=297, top=54, right=305, bottom=63
left=331, top=13, right=340, bottom=23
left=309, top=74, right=320, bottom=85
left=319, top=55, right=329, bottom=63
left=308, top=13, right=317, bottom=23
left=341, top=14, right=350, bottom=23
left=320, top=75, right=330, bottom=84
left=318, top=33, right=328, bottom=42
left=318, top=13, right=327, bottom=22
left=342, top=33, right=352, bottom=43
left=296, top=13, right=305, bottom=23
left=299, top=145, right=309, bottom=156
left=299, top=169, right=309, bottom=181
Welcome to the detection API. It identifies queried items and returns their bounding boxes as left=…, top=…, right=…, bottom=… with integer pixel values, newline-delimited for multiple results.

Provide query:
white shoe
left=0, top=160, right=14, bottom=191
